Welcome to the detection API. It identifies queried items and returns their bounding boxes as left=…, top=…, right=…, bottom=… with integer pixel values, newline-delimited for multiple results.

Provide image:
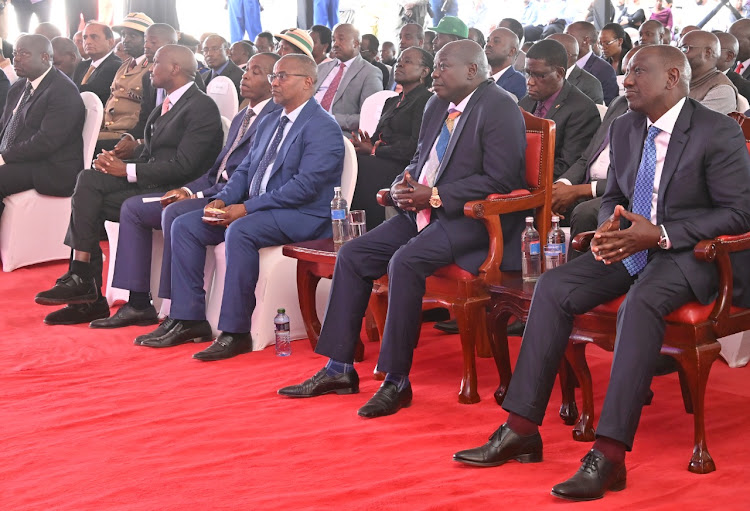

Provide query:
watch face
left=429, top=197, right=441, bottom=208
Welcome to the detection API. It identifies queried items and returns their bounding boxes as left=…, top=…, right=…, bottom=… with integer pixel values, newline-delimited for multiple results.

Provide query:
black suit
left=200, top=60, right=243, bottom=97
left=727, top=70, right=750, bottom=103
left=0, top=67, right=85, bottom=217
left=567, top=65, right=604, bottom=105
left=73, top=53, right=123, bottom=107
left=502, top=99, right=750, bottom=449
left=64, top=83, right=223, bottom=289
left=519, top=80, right=601, bottom=180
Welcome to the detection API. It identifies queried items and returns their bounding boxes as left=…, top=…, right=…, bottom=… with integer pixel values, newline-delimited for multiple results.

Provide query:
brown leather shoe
left=453, top=423, right=543, bottom=467
left=550, top=449, right=626, bottom=501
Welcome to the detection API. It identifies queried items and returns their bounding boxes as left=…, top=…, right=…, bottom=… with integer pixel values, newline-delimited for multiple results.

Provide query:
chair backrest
left=80, top=91, right=104, bottom=165
left=521, top=109, right=556, bottom=242
left=738, top=94, right=749, bottom=114
left=340, top=136, right=358, bottom=204
left=596, top=104, right=607, bottom=120
left=206, top=76, right=239, bottom=119
left=220, top=116, right=231, bottom=146
left=359, top=90, right=399, bottom=135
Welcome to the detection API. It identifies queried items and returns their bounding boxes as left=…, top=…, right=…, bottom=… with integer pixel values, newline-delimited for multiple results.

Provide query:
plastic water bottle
left=521, top=216, right=541, bottom=282
left=274, top=308, right=291, bottom=357
left=331, top=186, right=350, bottom=245
left=546, top=215, right=567, bottom=270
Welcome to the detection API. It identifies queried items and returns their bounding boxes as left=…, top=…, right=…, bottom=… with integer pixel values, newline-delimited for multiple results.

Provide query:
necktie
left=416, top=110, right=461, bottom=231
left=248, top=116, right=289, bottom=198
left=736, top=62, right=744, bottom=74
left=216, top=109, right=255, bottom=184
left=81, top=64, right=95, bottom=85
left=0, top=83, right=33, bottom=152
left=161, top=97, right=171, bottom=115
left=320, top=62, right=346, bottom=111
left=622, top=125, right=661, bottom=276
left=534, top=100, right=547, bottom=118
left=128, top=58, right=137, bottom=71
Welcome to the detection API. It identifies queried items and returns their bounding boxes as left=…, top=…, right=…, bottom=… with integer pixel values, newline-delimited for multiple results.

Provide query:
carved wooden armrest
left=570, top=231, right=595, bottom=252
left=376, top=188, right=394, bottom=207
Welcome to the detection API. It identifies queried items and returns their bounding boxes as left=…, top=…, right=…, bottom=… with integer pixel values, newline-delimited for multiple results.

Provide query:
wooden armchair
left=369, top=110, right=556, bottom=404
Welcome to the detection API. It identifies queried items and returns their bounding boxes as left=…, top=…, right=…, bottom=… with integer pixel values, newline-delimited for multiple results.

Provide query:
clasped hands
left=201, top=199, right=247, bottom=227
left=591, top=205, right=661, bottom=264
left=390, top=171, right=431, bottom=212
left=93, top=150, right=127, bottom=176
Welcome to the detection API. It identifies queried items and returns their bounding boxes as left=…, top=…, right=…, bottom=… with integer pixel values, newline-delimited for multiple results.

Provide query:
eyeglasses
left=678, top=44, right=708, bottom=53
left=267, top=72, right=308, bottom=83
left=599, top=39, right=620, bottom=47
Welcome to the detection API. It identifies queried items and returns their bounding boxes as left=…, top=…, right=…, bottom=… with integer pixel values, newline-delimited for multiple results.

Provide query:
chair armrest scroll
left=377, top=188, right=394, bottom=207
left=571, top=231, right=595, bottom=253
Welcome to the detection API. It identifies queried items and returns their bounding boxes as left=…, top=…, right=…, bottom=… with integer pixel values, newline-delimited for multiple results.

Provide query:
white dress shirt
left=646, top=96, right=685, bottom=225
left=576, top=50, right=593, bottom=69
left=314, top=58, right=353, bottom=108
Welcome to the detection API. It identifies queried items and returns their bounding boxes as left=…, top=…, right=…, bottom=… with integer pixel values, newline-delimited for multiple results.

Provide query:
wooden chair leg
left=454, top=302, right=482, bottom=404
left=297, top=264, right=322, bottom=350
left=566, top=342, right=596, bottom=442
left=487, top=306, right=513, bottom=406
left=558, top=357, right=579, bottom=426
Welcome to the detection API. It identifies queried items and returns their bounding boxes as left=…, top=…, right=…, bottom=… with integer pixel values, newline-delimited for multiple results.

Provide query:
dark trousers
left=0, top=162, right=35, bottom=218
left=13, top=0, right=51, bottom=32
left=65, top=0, right=97, bottom=37
left=567, top=197, right=602, bottom=261
left=111, top=194, right=209, bottom=298
left=64, top=169, right=170, bottom=288
left=501, top=250, right=695, bottom=449
left=315, top=213, right=454, bottom=376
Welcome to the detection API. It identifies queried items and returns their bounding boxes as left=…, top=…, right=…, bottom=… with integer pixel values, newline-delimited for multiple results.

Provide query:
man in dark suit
left=566, top=21, right=619, bottom=105
left=133, top=54, right=344, bottom=361
left=549, top=33, right=604, bottom=105
left=278, top=40, right=527, bottom=418
left=200, top=34, right=243, bottom=96
left=453, top=45, right=750, bottom=501
left=0, top=35, right=84, bottom=219
left=35, top=45, right=223, bottom=326
left=73, top=22, right=121, bottom=107
left=716, top=32, right=750, bottom=104
left=729, top=19, right=750, bottom=80
left=485, top=27, right=526, bottom=100
left=51, top=36, right=82, bottom=79
left=519, top=39, right=601, bottom=181
left=360, top=34, right=390, bottom=90
left=90, top=52, right=282, bottom=329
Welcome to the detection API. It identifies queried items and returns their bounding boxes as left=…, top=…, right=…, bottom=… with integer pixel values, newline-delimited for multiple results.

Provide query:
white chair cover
left=206, top=76, right=239, bottom=120
left=358, top=90, right=399, bottom=136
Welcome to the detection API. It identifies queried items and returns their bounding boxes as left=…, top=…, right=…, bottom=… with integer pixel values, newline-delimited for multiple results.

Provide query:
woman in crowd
left=350, top=46, right=434, bottom=229
left=650, top=0, right=673, bottom=31
left=599, top=22, right=633, bottom=75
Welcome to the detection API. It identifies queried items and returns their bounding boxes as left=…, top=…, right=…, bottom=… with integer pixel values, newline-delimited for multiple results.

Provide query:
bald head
left=681, top=25, right=700, bottom=39
left=331, top=23, right=361, bottom=61
left=547, top=33, right=579, bottom=68
left=148, top=23, right=178, bottom=42
left=681, top=30, right=719, bottom=77
left=729, top=19, right=750, bottom=61
left=433, top=40, right=489, bottom=103
left=151, top=44, right=198, bottom=92
left=715, top=32, right=739, bottom=72
left=639, top=20, right=664, bottom=46
left=565, top=21, right=597, bottom=58
left=51, top=36, right=81, bottom=78
left=14, top=35, right=52, bottom=79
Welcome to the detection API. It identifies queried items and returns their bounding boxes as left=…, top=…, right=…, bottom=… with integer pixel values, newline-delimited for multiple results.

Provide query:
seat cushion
left=590, top=296, right=744, bottom=325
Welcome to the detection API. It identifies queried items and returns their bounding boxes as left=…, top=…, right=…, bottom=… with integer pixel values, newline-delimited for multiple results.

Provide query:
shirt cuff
left=591, top=181, right=598, bottom=198
left=181, top=186, right=193, bottom=196
left=661, top=225, right=672, bottom=249
left=556, top=178, right=572, bottom=186
left=126, top=163, right=137, bottom=183
left=121, top=133, right=136, bottom=141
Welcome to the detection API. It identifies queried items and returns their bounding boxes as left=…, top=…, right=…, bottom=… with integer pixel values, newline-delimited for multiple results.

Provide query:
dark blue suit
left=111, top=100, right=282, bottom=299
left=496, top=65, right=527, bottom=101
left=503, top=99, right=750, bottom=449
left=582, top=53, right=619, bottom=106
left=168, top=98, right=345, bottom=333
left=315, top=79, right=528, bottom=376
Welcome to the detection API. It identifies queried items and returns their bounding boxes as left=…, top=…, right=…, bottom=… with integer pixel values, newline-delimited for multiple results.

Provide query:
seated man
left=453, top=45, right=750, bottom=501
left=360, top=34, right=391, bottom=90
left=498, top=18, right=527, bottom=72
left=200, top=34, right=243, bottom=96
left=229, top=41, right=254, bottom=69
left=717, top=32, right=750, bottom=104
left=314, top=23, right=383, bottom=135
left=637, top=19, right=665, bottom=46
left=134, top=54, right=345, bottom=361
left=73, top=22, right=121, bottom=107
left=278, top=41, right=527, bottom=419
left=565, top=21, right=619, bottom=105
left=548, top=33, right=604, bottom=104
left=0, top=35, right=84, bottom=219
left=519, top=39, right=601, bottom=181
left=485, top=27, right=527, bottom=101
left=35, top=45, right=223, bottom=326
left=51, top=36, right=82, bottom=80
left=90, top=52, right=281, bottom=328
left=430, top=16, right=469, bottom=53
left=681, top=30, right=738, bottom=115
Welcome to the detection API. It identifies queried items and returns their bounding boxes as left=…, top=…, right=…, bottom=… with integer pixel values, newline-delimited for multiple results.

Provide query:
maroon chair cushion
left=589, top=296, right=744, bottom=325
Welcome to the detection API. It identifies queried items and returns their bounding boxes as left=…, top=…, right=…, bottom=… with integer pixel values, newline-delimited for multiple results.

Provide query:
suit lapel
left=314, top=60, right=337, bottom=93
left=269, top=100, right=316, bottom=177
left=415, top=100, right=447, bottom=181
left=625, top=114, right=648, bottom=201
left=656, top=100, right=691, bottom=220
left=333, top=56, right=362, bottom=106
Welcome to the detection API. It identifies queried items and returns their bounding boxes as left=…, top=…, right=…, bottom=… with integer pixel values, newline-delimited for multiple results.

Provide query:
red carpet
left=1, top=246, right=749, bottom=510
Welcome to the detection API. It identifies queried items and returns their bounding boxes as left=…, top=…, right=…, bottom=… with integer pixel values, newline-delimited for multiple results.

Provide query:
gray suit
left=568, top=65, right=604, bottom=105
left=315, top=55, right=383, bottom=132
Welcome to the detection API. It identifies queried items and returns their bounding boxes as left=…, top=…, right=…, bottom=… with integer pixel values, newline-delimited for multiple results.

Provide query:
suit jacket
left=73, top=52, right=122, bottom=107
left=201, top=59, right=243, bottom=97
left=0, top=67, right=84, bottom=196
left=727, top=70, right=750, bottom=103
left=559, top=95, right=628, bottom=194
left=185, top=99, right=282, bottom=197
left=568, top=65, right=604, bottom=105
left=519, top=80, right=601, bottom=180
left=496, top=66, right=527, bottom=102
left=215, top=98, right=345, bottom=236
left=371, top=84, right=433, bottom=164
left=395, top=79, right=527, bottom=273
left=582, top=53, right=619, bottom=106
left=129, top=83, right=223, bottom=189
left=315, top=55, right=384, bottom=132
left=372, top=60, right=390, bottom=90
left=741, top=63, right=750, bottom=81
left=601, top=98, right=750, bottom=307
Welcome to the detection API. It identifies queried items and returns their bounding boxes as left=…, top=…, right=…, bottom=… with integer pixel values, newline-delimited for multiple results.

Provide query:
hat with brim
left=429, top=16, right=469, bottom=39
left=273, top=28, right=314, bottom=60
left=113, top=12, right=154, bottom=34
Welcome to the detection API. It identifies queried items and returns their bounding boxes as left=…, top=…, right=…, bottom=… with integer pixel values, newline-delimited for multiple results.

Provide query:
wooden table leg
left=297, top=262, right=323, bottom=351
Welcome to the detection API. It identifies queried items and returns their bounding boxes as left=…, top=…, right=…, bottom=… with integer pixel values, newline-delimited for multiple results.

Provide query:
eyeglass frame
left=678, top=44, right=710, bottom=53
left=266, top=72, right=309, bottom=83
left=599, top=38, right=621, bottom=47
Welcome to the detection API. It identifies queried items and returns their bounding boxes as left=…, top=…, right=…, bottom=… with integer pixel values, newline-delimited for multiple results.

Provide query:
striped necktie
left=248, top=116, right=290, bottom=198
left=216, top=109, right=255, bottom=184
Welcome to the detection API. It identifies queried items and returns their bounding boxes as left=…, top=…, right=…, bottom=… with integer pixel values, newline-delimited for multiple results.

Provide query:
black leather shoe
left=192, top=332, right=252, bottom=361
left=357, top=382, right=412, bottom=418
left=44, top=297, right=110, bottom=325
left=139, top=319, right=213, bottom=348
left=550, top=449, right=626, bottom=501
left=90, top=303, right=158, bottom=329
left=453, top=423, right=543, bottom=467
left=433, top=319, right=459, bottom=334
left=134, top=316, right=178, bottom=345
left=278, top=367, right=359, bottom=397
left=35, top=271, right=98, bottom=305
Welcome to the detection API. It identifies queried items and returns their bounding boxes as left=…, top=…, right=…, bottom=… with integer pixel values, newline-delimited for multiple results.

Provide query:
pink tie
left=320, top=62, right=346, bottom=111
left=161, top=97, right=171, bottom=116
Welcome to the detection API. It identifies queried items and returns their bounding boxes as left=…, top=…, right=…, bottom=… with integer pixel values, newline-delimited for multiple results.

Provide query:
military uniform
left=98, top=55, right=152, bottom=141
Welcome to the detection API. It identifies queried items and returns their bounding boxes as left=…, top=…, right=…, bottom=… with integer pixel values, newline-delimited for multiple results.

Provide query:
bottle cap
left=551, top=215, right=559, bottom=222
left=525, top=216, right=534, bottom=222
left=277, top=308, right=285, bottom=314
left=334, top=186, right=341, bottom=192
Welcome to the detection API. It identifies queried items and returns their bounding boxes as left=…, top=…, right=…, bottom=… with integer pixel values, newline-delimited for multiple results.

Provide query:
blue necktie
left=248, top=116, right=289, bottom=198
left=623, top=125, right=661, bottom=276
left=435, top=110, right=460, bottom=163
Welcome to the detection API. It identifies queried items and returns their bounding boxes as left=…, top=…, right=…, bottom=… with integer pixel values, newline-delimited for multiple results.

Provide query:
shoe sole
left=453, top=452, right=543, bottom=467
left=278, top=386, right=360, bottom=398
left=35, top=294, right=98, bottom=306
left=140, top=334, right=214, bottom=348
left=90, top=318, right=159, bottom=329
left=549, top=479, right=626, bottom=501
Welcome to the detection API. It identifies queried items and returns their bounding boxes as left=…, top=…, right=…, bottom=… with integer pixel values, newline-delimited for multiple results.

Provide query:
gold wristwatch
left=429, top=186, right=442, bottom=208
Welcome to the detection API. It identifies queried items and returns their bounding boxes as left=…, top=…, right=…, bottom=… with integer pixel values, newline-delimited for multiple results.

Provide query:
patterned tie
left=81, top=64, right=95, bottom=85
left=161, top=97, right=171, bottom=115
left=248, top=116, right=289, bottom=198
left=416, top=110, right=461, bottom=231
left=216, top=109, right=255, bottom=184
left=534, top=100, right=547, bottom=118
left=320, top=62, right=346, bottom=111
left=622, top=125, right=661, bottom=276
left=0, top=83, right=33, bottom=152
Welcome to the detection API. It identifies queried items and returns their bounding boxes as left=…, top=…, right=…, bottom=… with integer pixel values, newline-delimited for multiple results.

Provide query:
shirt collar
left=742, top=57, right=750, bottom=71
left=565, top=65, right=575, bottom=79
left=576, top=50, right=593, bottom=68
left=90, top=50, right=114, bottom=68
left=212, top=60, right=229, bottom=76
left=449, top=87, right=477, bottom=113
left=29, top=66, right=53, bottom=91
left=135, top=54, right=148, bottom=66
left=647, top=97, right=686, bottom=135
left=250, top=97, right=272, bottom=116
left=283, top=99, right=309, bottom=123
left=165, top=81, right=193, bottom=106
left=491, top=65, right=511, bottom=82
left=539, top=86, right=563, bottom=113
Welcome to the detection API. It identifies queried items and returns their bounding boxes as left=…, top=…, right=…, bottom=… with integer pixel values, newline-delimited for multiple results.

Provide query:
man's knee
left=570, top=199, right=600, bottom=234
